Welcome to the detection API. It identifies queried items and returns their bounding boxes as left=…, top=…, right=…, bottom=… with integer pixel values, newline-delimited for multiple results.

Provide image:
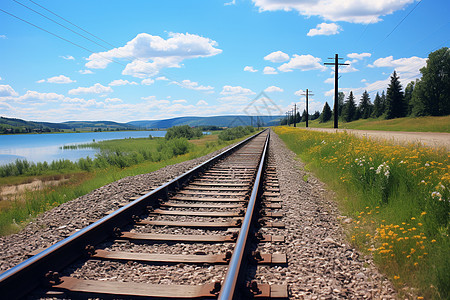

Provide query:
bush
left=218, top=126, right=255, bottom=141
left=165, top=125, right=203, bottom=140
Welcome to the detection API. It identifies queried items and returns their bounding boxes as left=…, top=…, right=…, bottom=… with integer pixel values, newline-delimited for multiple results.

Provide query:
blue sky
left=0, top=0, right=448, bottom=122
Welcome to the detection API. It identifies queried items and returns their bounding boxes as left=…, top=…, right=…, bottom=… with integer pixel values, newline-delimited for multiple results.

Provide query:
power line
left=13, top=0, right=110, bottom=51
left=28, top=0, right=115, bottom=48
left=0, top=8, right=125, bottom=66
left=371, top=0, right=423, bottom=52
left=25, top=0, right=183, bottom=83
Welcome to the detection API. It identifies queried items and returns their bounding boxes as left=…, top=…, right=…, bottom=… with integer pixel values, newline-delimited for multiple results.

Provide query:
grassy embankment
left=274, top=126, right=449, bottom=299
left=292, top=115, right=450, bottom=133
left=0, top=131, right=252, bottom=236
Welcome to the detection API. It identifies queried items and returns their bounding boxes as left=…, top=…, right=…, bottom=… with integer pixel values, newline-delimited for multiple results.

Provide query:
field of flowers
left=274, top=126, right=449, bottom=299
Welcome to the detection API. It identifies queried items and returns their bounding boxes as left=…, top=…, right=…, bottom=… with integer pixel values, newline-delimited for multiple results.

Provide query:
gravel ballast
left=0, top=143, right=238, bottom=273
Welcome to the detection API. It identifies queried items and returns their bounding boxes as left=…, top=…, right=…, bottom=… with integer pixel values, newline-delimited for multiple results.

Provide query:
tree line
left=281, top=47, right=449, bottom=125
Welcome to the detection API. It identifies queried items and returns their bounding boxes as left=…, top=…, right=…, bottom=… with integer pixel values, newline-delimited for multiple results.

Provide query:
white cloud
left=141, top=96, right=156, bottom=101
left=104, top=97, right=123, bottom=103
left=19, top=91, right=67, bottom=102
left=172, top=79, right=214, bottom=91
left=347, top=52, right=371, bottom=60
left=264, top=51, right=289, bottom=63
left=244, top=66, right=258, bottom=72
left=224, top=0, right=236, bottom=5
left=79, top=69, right=93, bottom=74
left=37, top=75, right=75, bottom=84
left=294, top=89, right=305, bottom=96
left=0, top=85, right=18, bottom=97
left=85, top=32, right=222, bottom=78
left=197, top=100, right=208, bottom=105
left=141, top=78, right=155, bottom=85
left=0, top=35, right=6, bottom=39
left=0, top=77, right=2, bottom=80
left=60, top=55, right=75, bottom=60
left=339, top=60, right=359, bottom=73
left=324, top=78, right=334, bottom=84
left=368, top=56, right=426, bottom=76
left=361, top=78, right=367, bottom=82
left=220, top=85, right=255, bottom=95
left=109, top=79, right=138, bottom=86
left=252, top=0, right=415, bottom=24
left=307, top=23, right=341, bottom=36
left=68, top=83, right=113, bottom=95
left=264, top=86, right=284, bottom=92
left=156, top=76, right=169, bottom=81
left=278, top=54, right=326, bottom=72
left=263, top=66, right=278, bottom=74
left=173, top=99, right=187, bottom=103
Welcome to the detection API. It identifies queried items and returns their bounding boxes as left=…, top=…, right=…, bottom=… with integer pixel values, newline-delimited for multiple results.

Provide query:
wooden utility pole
left=324, top=54, right=348, bottom=129
left=293, top=103, right=297, bottom=127
left=301, top=89, right=314, bottom=128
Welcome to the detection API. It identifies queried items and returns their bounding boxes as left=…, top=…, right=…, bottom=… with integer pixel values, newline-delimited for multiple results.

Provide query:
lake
left=0, top=131, right=166, bottom=166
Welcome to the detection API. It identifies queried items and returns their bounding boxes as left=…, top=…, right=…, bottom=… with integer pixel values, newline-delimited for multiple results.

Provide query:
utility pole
left=324, top=54, right=348, bottom=129
left=293, top=103, right=297, bottom=127
left=301, top=89, right=314, bottom=128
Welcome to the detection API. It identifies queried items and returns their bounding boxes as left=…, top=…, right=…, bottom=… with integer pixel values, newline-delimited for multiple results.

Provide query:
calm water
left=0, top=131, right=166, bottom=166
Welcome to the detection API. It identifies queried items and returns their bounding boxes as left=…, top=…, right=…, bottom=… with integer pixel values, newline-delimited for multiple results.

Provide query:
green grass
left=292, top=115, right=450, bottom=133
left=0, top=134, right=248, bottom=236
left=274, top=126, right=449, bottom=299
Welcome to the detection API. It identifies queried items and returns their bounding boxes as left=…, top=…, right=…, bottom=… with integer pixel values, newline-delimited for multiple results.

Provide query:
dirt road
left=304, top=128, right=450, bottom=150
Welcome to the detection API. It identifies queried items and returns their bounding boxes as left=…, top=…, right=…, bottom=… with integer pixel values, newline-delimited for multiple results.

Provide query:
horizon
left=1, top=114, right=284, bottom=125
left=1, top=0, right=448, bottom=122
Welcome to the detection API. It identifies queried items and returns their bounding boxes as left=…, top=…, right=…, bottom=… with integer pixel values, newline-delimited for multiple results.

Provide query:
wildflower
left=420, top=212, right=426, bottom=216
left=431, top=191, right=443, bottom=200
left=394, top=275, right=400, bottom=280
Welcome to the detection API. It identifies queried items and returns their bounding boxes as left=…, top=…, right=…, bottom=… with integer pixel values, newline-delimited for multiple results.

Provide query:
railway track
left=0, top=129, right=288, bottom=299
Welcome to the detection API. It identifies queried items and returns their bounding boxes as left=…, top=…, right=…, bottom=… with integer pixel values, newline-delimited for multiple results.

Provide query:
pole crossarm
left=300, top=89, right=314, bottom=128
left=324, top=54, right=349, bottom=129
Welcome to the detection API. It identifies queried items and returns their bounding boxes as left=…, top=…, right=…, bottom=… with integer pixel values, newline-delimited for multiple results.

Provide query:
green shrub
left=165, top=125, right=203, bottom=140
left=218, top=126, right=255, bottom=141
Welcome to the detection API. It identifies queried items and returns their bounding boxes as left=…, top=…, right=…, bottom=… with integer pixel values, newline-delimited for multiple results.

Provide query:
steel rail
left=219, top=131, right=270, bottom=300
left=0, top=129, right=266, bottom=300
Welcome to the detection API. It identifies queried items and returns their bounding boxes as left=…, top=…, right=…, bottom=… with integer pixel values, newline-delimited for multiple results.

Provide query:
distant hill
left=1, top=115, right=282, bottom=134
left=0, top=116, right=137, bottom=134
left=128, top=115, right=283, bottom=129
left=62, top=121, right=137, bottom=131
left=0, top=116, right=72, bottom=133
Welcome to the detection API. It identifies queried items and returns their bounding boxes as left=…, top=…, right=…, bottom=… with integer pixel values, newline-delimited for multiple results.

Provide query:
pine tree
left=338, top=92, right=345, bottom=116
left=312, top=111, right=320, bottom=120
left=342, top=91, right=356, bottom=122
left=320, top=102, right=332, bottom=123
left=372, top=92, right=383, bottom=118
left=359, top=90, right=373, bottom=119
left=301, top=109, right=308, bottom=122
left=404, top=81, right=415, bottom=116
left=380, top=90, right=386, bottom=115
left=385, top=71, right=405, bottom=119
